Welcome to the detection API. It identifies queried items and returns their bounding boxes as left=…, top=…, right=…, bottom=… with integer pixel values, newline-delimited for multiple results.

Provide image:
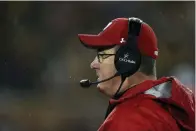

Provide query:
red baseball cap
left=78, top=17, right=158, bottom=59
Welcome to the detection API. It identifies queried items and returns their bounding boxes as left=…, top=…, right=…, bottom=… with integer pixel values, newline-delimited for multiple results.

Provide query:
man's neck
left=120, top=73, right=157, bottom=94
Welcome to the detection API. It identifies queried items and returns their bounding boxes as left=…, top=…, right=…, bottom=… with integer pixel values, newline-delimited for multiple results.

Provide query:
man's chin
left=97, top=84, right=112, bottom=97
left=97, top=84, right=105, bottom=93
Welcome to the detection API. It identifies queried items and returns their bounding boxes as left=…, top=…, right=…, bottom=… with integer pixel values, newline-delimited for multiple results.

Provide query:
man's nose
left=90, top=57, right=99, bottom=69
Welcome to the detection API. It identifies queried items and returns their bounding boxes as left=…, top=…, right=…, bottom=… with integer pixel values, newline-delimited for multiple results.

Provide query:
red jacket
left=98, top=77, right=195, bottom=131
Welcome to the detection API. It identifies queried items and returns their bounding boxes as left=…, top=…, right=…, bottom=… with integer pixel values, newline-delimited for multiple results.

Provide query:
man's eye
left=97, top=53, right=115, bottom=63
left=101, top=54, right=111, bottom=59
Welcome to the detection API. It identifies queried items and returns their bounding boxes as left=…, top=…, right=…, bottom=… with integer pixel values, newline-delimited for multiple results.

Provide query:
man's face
left=90, top=47, right=120, bottom=96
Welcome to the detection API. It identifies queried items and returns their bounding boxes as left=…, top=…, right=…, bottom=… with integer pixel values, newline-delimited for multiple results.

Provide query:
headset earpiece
left=114, top=17, right=142, bottom=78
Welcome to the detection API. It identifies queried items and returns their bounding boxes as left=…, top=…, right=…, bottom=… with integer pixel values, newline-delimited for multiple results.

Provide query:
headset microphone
left=80, top=72, right=120, bottom=88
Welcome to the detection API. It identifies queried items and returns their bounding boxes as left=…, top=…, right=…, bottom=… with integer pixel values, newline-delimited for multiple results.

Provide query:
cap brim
left=78, top=34, right=116, bottom=49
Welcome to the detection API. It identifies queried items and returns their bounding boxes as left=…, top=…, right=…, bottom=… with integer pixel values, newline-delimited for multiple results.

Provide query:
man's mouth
left=96, top=73, right=100, bottom=80
left=97, top=77, right=100, bottom=81
left=96, top=73, right=99, bottom=77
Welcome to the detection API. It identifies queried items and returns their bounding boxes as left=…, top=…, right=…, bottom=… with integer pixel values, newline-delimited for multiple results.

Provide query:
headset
left=80, top=17, right=143, bottom=97
left=114, top=17, right=142, bottom=78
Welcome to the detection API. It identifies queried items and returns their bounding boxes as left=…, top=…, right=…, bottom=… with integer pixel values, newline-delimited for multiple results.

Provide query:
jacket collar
left=109, top=77, right=171, bottom=105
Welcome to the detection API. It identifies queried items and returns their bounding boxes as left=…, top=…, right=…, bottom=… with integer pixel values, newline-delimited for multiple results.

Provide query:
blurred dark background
left=0, top=1, right=195, bottom=131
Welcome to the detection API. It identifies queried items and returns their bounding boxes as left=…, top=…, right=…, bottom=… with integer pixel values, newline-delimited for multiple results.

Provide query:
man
left=78, top=17, right=195, bottom=131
